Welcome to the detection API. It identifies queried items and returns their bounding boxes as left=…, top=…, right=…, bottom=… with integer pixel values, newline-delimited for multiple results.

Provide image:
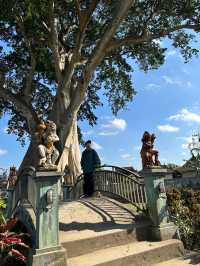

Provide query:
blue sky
left=1, top=38, right=200, bottom=171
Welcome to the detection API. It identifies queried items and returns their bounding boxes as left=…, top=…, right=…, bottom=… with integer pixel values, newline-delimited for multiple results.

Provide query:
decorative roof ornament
left=188, top=133, right=200, bottom=158
left=184, top=133, right=200, bottom=171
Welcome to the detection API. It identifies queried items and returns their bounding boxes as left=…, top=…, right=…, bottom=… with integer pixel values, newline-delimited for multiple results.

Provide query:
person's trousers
left=83, top=172, right=94, bottom=197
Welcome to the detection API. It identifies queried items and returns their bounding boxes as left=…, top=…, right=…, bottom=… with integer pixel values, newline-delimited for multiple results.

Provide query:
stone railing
left=65, top=166, right=178, bottom=241
left=7, top=168, right=66, bottom=266
left=64, top=165, right=147, bottom=211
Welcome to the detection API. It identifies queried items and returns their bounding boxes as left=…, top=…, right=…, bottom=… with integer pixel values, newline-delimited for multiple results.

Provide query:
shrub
left=167, top=188, right=200, bottom=250
left=0, top=199, right=30, bottom=266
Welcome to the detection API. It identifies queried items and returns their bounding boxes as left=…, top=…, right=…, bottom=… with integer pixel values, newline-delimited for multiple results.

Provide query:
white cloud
left=169, top=109, right=200, bottom=123
left=145, top=83, right=160, bottom=91
left=102, top=118, right=127, bottom=131
left=157, top=124, right=179, bottom=133
left=92, top=141, right=102, bottom=150
left=98, top=131, right=118, bottom=136
left=162, top=75, right=174, bottom=84
left=162, top=76, right=191, bottom=88
left=162, top=75, right=182, bottom=86
left=0, top=149, right=8, bottom=156
left=120, top=153, right=133, bottom=160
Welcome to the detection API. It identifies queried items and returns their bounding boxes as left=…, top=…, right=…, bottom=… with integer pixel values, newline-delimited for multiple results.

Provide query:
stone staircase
left=59, top=197, right=184, bottom=266
left=154, top=252, right=200, bottom=266
left=67, top=239, right=183, bottom=266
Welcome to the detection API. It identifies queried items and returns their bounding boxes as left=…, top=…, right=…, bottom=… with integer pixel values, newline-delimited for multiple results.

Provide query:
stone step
left=61, top=222, right=150, bottom=258
left=154, top=258, right=190, bottom=266
left=59, top=197, right=150, bottom=258
left=67, top=239, right=184, bottom=266
left=154, top=252, right=200, bottom=266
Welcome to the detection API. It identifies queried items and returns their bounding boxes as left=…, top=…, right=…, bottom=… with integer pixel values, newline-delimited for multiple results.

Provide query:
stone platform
left=58, top=197, right=184, bottom=266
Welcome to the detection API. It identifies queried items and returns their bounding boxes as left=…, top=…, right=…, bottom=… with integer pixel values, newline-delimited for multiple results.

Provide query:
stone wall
left=165, top=176, right=200, bottom=190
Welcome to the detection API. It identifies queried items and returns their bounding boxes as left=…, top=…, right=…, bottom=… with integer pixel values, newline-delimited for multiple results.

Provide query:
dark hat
left=85, top=140, right=92, bottom=145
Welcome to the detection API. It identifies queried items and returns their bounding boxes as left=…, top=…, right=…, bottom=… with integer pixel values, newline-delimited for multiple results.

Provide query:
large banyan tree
left=0, top=0, right=200, bottom=176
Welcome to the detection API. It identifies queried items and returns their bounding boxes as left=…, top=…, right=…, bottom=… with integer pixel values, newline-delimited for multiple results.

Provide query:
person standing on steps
left=81, top=140, right=101, bottom=197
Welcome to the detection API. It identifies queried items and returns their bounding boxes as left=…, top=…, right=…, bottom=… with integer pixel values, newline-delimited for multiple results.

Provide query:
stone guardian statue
left=140, top=131, right=161, bottom=169
left=35, top=120, right=60, bottom=170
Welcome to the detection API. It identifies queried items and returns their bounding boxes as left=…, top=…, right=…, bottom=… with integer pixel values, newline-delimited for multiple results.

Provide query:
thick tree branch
left=57, top=0, right=135, bottom=120
left=49, top=1, right=62, bottom=84
left=107, top=23, right=200, bottom=51
left=80, top=0, right=99, bottom=34
left=57, top=0, right=135, bottom=121
left=84, top=0, right=135, bottom=85
left=0, top=77, right=38, bottom=134
left=24, top=50, right=36, bottom=101
left=75, top=0, right=81, bottom=24
left=51, top=0, right=99, bottom=116
left=60, top=0, right=100, bottom=96
left=16, top=16, right=37, bottom=102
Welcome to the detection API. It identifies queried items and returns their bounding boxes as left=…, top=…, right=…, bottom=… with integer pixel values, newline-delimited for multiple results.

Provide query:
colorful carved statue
left=8, top=166, right=18, bottom=187
left=35, top=120, right=59, bottom=170
left=140, top=131, right=161, bottom=169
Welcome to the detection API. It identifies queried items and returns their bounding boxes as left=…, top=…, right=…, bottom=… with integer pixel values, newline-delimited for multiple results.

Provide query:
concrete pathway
left=59, top=197, right=139, bottom=242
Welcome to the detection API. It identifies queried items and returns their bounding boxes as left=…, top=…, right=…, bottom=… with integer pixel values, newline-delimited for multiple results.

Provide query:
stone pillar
left=33, top=171, right=62, bottom=250
left=32, top=171, right=67, bottom=266
left=142, top=168, right=177, bottom=241
left=6, top=187, right=14, bottom=218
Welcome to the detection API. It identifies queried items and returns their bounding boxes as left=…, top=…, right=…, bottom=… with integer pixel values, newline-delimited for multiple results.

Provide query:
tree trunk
left=57, top=117, right=82, bottom=182
left=18, top=141, right=36, bottom=174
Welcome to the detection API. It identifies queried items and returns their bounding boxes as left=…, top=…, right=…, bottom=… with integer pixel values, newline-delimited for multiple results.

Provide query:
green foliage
left=0, top=199, right=30, bottom=265
left=0, top=199, right=6, bottom=210
left=0, top=1, right=200, bottom=142
left=0, top=199, right=6, bottom=228
left=167, top=188, right=200, bottom=250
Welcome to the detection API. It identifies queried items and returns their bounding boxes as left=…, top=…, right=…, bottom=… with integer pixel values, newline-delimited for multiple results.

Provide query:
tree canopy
left=0, top=0, right=200, bottom=146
